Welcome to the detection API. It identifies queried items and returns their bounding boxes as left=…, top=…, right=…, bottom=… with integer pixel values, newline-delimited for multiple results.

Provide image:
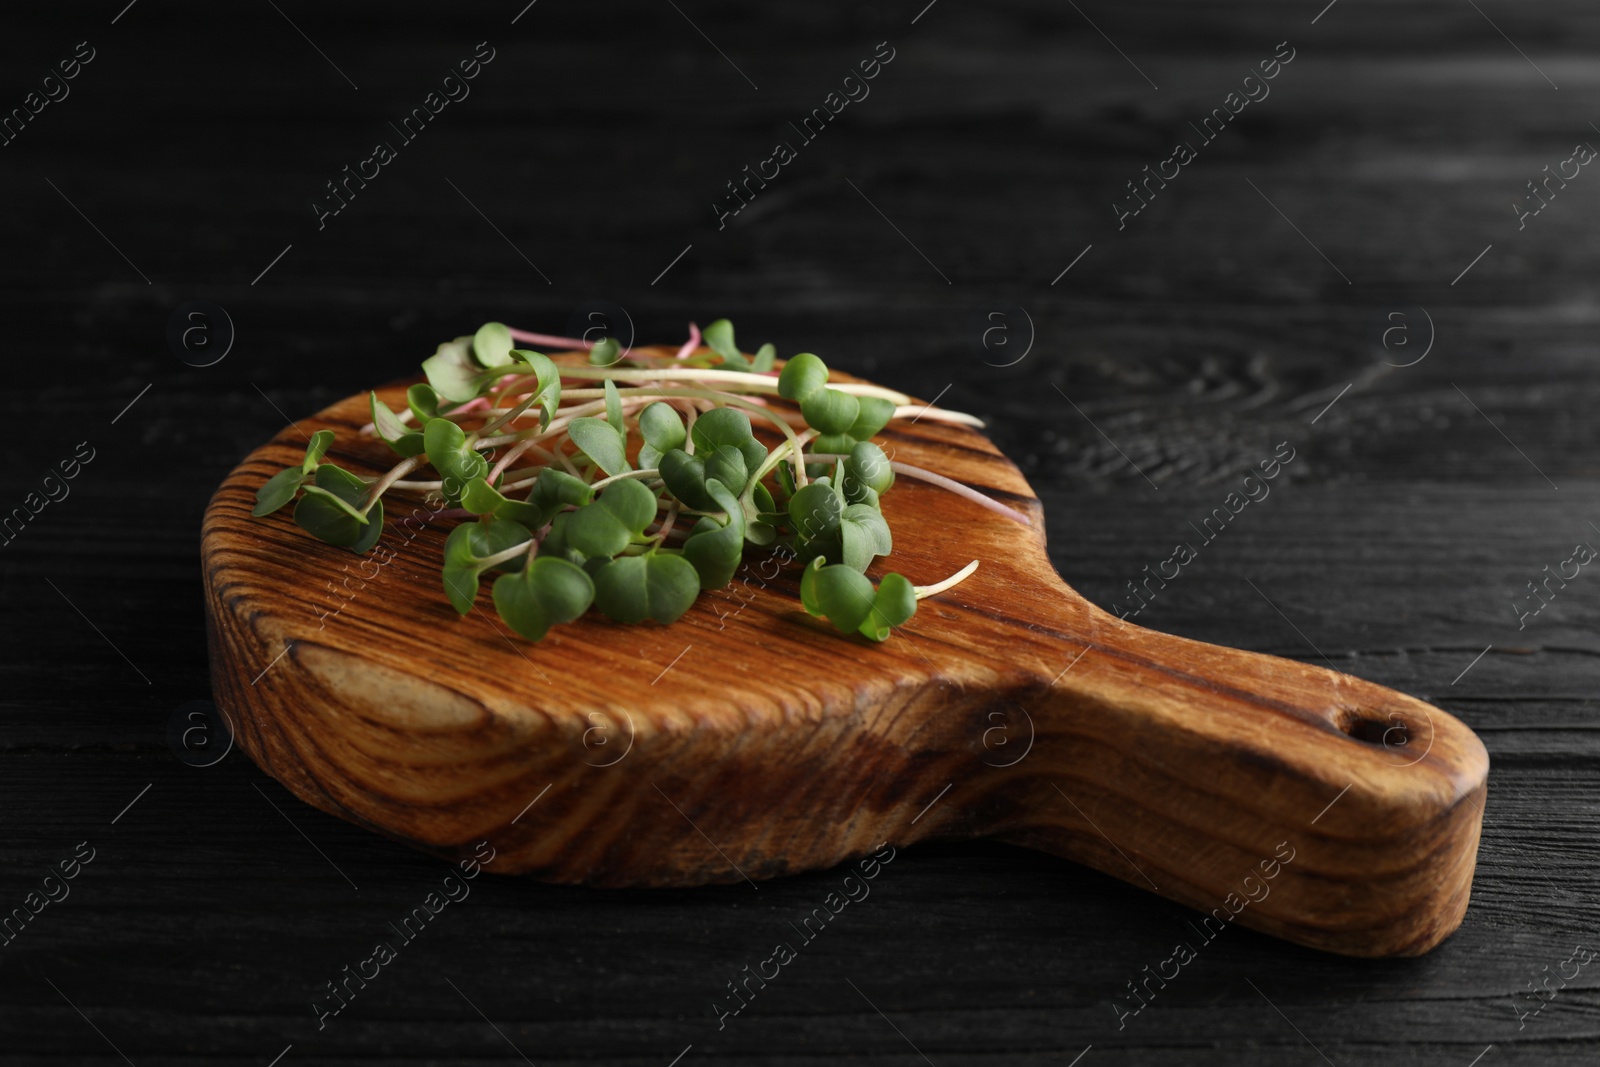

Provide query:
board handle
left=981, top=606, right=1489, bottom=958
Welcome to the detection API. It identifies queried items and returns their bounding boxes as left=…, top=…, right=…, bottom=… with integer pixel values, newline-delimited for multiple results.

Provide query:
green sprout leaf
left=703, top=319, right=750, bottom=371
left=788, top=480, right=842, bottom=543
left=839, top=502, right=893, bottom=572
left=591, top=552, right=701, bottom=624
left=857, top=572, right=916, bottom=641
left=424, top=417, right=489, bottom=498
left=530, top=468, right=594, bottom=515
left=659, top=448, right=715, bottom=510
left=293, top=463, right=374, bottom=549
left=440, top=516, right=532, bottom=615
left=777, top=352, right=827, bottom=401
left=691, top=406, right=765, bottom=474
left=509, top=349, right=561, bottom=427
left=799, top=557, right=875, bottom=633
left=848, top=396, right=896, bottom=440
left=639, top=402, right=686, bottom=452
left=752, top=343, right=776, bottom=372
left=845, top=441, right=894, bottom=495
left=799, top=558, right=916, bottom=641
left=370, top=393, right=426, bottom=457
left=302, top=429, right=335, bottom=473
left=472, top=322, right=516, bottom=368
left=252, top=467, right=305, bottom=517
left=568, top=417, right=630, bottom=477
left=563, top=478, right=657, bottom=558
left=421, top=337, right=484, bottom=402
left=800, top=387, right=860, bottom=435
left=492, top=556, right=595, bottom=640
left=407, top=383, right=443, bottom=422
left=588, top=337, right=622, bottom=367
left=603, top=379, right=625, bottom=431
left=461, top=476, right=546, bottom=525
left=703, top=443, right=749, bottom=495
left=681, top=517, right=743, bottom=589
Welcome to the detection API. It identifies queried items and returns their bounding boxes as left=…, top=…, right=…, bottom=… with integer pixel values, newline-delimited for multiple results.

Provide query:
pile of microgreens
left=252, top=319, right=1029, bottom=643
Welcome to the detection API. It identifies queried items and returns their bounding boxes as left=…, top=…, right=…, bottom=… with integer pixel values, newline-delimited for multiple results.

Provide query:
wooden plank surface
left=2, top=0, right=1597, bottom=1062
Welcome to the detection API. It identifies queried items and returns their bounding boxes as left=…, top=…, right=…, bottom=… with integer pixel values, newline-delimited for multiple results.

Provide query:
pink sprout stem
left=674, top=322, right=702, bottom=360
left=507, top=328, right=593, bottom=349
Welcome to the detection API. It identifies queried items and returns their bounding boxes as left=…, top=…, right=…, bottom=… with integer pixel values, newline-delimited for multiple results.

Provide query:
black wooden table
left=2, top=1, right=1593, bottom=1063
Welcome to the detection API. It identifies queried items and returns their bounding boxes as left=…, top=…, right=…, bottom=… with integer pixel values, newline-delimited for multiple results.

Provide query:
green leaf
left=441, top=517, right=532, bottom=614
left=839, top=502, right=892, bottom=571
left=845, top=441, right=895, bottom=495
left=461, top=476, right=547, bottom=525
left=592, top=552, right=701, bottom=624
left=292, top=464, right=372, bottom=547
left=659, top=448, right=715, bottom=510
left=788, top=481, right=843, bottom=543
left=873, top=573, right=917, bottom=627
left=753, top=482, right=776, bottom=515
left=370, top=393, right=425, bottom=457
left=302, top=429, right=335, bottom=473
left=858, top=573, right=916, bottom=641
left=539, top=511, right=582, bottom=563
left=349, top=498, right=385, bottom=555
left=253, top=467, right=305, bottom=517
left=422, top=337, right=484, bottom=402
left=408, top=383, right=442, bottom=422
left=690, top=406, right=764, bottom=473
left=682, top=519, right=744, bottom=589
left=703, top=319, right=749, bottom=370
left=704, top=443, right=749, bottom=495
left=563, top=478, right=657, bottom=558
left=752, top=343, right=776, bottom=372
left=777, top=352, right=827, bottom=401
left=588, top=337, right=622, bottom=367
left=848, top=396, right=896, bottom=441
left=568, top=417, right=630, bottom=477
left=424, top=417, right=489, bottom=497
left=799, top=558, right=876, bottom=634
left=810, top=432, right=857, bottom=456
left=638, top=442, right=663, bottom=471
left=801, top=387, right=860, bottom=435
left=531, top=468, right=594, bottom=514
left=473, top=322, right=515, bottom=368
left=639, top=401, right=686, bottom=452
left=703, top=477, right=747, bottom=537
left=509, top=350, right=561, bottom=426
left=492, top=556, right=595, bottom=640
left=690, top=406, right=752, bottom=452
left=604, top=379, right=625, bottom=431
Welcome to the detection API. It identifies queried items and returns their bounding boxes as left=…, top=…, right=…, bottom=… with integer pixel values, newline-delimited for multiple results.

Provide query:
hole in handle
left=1336, top=706, right=1433, bottom=767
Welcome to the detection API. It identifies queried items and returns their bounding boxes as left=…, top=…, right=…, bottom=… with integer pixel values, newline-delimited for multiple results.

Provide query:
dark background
left=2, top=0, right=1595, bottom=1063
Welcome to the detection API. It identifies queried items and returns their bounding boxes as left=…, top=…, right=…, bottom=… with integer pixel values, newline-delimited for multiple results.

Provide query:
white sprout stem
left=590, top=468, right=661, bottom=492
left=476, top=539, right=536, bottom=570
left=915, top=560, right=980, bottom=600
left=555, top=364, right=912, bottom=403
left=888, top=461, right=1032, bottom=526
left=891, top=404, right=986, bottom=428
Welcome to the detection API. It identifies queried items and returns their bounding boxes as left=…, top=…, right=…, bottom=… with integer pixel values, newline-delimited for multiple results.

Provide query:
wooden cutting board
left=202, top=347, right=1488, bottom=958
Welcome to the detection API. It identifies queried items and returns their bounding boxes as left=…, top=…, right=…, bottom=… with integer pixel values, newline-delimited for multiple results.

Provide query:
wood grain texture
left=7, top=0, right=1600, bottom=1061
left=203, top=349, right=1487, bottom=957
